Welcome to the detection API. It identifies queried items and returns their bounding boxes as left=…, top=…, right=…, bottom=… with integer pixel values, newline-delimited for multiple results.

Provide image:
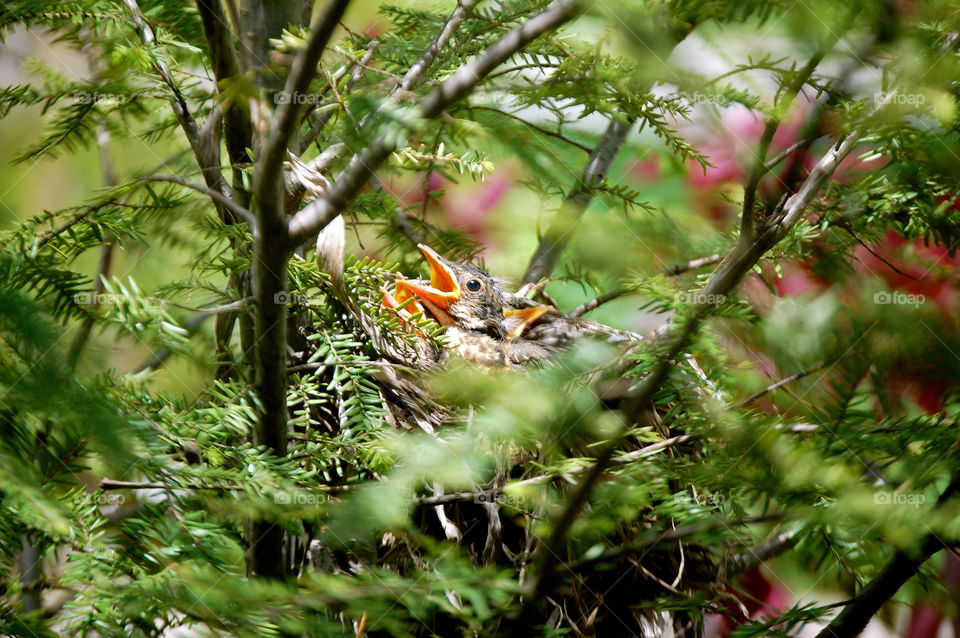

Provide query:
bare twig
left=664, top=253, right=724, bottom=276
left=256, top=0, right=352, bottom=216
left=98, top=477, right=346, bottom=494
left=159, top=297, right=253, bottom=314
left=733, top=360, right=830, bottom=408
left=392, top=208, right=428, bottom=246
left=644, top=127, right=866, bottom=345
left=761, top=139, right=810, bottom=175
left=122, top=0, right=201, bottom=149
left=288, top=359, right=409, bottom=373
left=844, top=225, right=926, bottom=282
left=99, top=478, right=234, bottom=491
left=31, top=150, right=189, bottom=253
left=196, top=0, right=254, bottom=208
left=421, top=0, right=577, bottom=117
left=141, top=175, right=254, bottom=224
left=522, top=114, right=634, bottom=284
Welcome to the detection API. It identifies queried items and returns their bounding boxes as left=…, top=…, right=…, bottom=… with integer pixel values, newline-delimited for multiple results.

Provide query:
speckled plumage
left=403, top=246, right=640, bottom=368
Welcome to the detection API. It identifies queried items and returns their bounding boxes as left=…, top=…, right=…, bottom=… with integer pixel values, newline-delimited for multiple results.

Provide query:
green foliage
left=2, top=0, right=960, bottom=636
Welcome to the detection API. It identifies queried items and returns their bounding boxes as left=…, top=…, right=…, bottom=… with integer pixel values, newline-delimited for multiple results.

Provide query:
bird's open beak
left=380, top=284, right=428, bottom=335
left=504, top=306, right=551, bottom=339
left=402, top=244, right=460, bottom=308
left=380, top=281, right=424, bottom=317
left=384, top=244, right=461, bottom=327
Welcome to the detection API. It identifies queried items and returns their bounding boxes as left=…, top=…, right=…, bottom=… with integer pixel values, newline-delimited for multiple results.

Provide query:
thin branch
left=421, top=0, right=577, bottom=117
left=739, top=45, right=831, bottom=241
left=648, top=126, right=866, bottom=346
left=159, top=297, right=253, bottom=314
left=643, top=131, right=864, bottom=350
left=733, top=360, right=830, bottom=408
left=522, top=114, right=633, bottom=284
left=99, top=478, right=236, bottom=491
left=41, top=438, right=87, bottom=486
left=196, top=0, right=254, bottom=208
left=30, top=150, right=189, bottom=254
left=98, top=477, right=347, bottom=493
left=770, top=131, right=864, bottom=235
left=392, top=208, right=427, bottom=246
left=122, top=0, right=198, bottom=147
left=570, top=253, right=722, bottom=317
left=664, top=252, right=724, bottom=276
left=465, top=105, right=592, bottom=153
left=727, top=527, right=802, bottom=574
left=761, top=139, right=810, bottom=175
left=288, top=0, right=581, bottom=246
left=122, top=0, right=229, bottom=207
left=288, top=359, right=410, bottom=373
left=396, top=0, right=480, bottom=94
left=844, top=225, right=926, bottom=282
left=141, top=175, right=254, bottom=224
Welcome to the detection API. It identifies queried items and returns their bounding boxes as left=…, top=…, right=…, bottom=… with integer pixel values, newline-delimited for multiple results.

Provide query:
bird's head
left=394, top=244, right=507, bottom=340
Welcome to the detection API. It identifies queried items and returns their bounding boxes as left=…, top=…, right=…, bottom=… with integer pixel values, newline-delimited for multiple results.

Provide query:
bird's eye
left=465, top=279, right=482, bottom=292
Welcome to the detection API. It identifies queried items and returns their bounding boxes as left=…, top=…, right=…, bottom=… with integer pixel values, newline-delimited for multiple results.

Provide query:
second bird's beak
left=392, top=244, right=461, bottom=327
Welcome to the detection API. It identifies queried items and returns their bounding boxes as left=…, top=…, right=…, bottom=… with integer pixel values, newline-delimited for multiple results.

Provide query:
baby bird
left=388, top=245, right=550, bottom=367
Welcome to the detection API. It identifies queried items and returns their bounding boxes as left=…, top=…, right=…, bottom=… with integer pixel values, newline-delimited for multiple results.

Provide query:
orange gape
left=379, top=277, right=429, bottom=334
left=503, top=305, right=550, bottom=339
